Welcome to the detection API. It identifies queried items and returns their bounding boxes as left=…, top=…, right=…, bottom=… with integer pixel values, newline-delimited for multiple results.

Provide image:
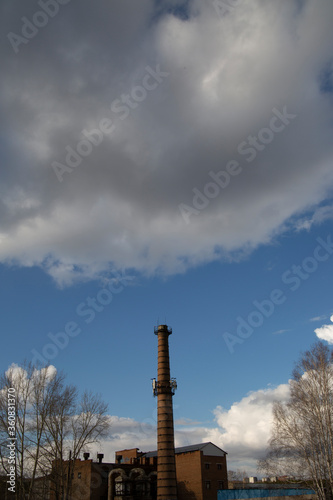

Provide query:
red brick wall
left=165, top=449, right=228, bottom=500
left=176, top=450, right=203, bottom=500
left=70, top=460, right=92, bottom=500
left=50, top=459, right=93, bottom=500
left=200, top=454, right=228, bottom=500
left=115, top=448, right=140, bottom=464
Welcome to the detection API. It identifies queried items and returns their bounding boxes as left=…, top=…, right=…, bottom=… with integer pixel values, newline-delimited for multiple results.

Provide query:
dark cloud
left=1, top=0, right=333, bottom=285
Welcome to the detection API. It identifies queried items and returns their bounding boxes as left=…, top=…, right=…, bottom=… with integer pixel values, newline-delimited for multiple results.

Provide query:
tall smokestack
left=153, top=324, right=178, bottom=500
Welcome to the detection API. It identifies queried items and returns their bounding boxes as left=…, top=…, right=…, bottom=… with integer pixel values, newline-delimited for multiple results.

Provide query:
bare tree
left=41, top=383, right=78, bottom=500
left=0, top=362, right=110, bottom=500
left=228, top=469, right=249, bottom=482
left=0, top=362, right=38, bottom=500
left=27, top=368, right=68, bottom=500
left=258, top=342, right=333, bottom=500
left=44, top=389, right=110, bottom=500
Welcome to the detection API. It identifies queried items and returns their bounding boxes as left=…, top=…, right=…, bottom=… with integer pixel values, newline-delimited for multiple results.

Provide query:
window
left=78, top=472, right=81, bottom=479
left=115, top=481, right=131, bottom=496
left=219, top=481, right=224, bottom=489
left=115, top=482, right=125, bottom=495
left=217, top=463, right=222, bottom=470
left=134, top=481, right=147, bottom=496
left=205, top=463, right=210, bottom=469
left=205, top=481, right=211, bottom=489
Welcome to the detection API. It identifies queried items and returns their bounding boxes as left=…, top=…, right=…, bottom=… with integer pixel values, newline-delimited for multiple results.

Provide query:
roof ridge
left=142, top=441, right=227, bottom=457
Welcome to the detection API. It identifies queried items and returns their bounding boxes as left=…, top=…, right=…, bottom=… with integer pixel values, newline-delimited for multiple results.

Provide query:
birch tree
left=0, top=362, right=38, bottom=499
left=44, top=389, right=109, bottom=500
left=27, top=367, right=67, bottom=500
left=258, top=342, right=333, bottom=500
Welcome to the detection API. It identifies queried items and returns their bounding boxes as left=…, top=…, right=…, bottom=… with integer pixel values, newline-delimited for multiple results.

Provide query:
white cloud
left=2, top=363, right=57, bottom=401
left=310, top=315, right=327, bottom=322
left=272, top=329, right=290, bottom=335
left=202, top=383, right=290, bottom=472
left=5, top=363, right=28, bottom=384
left=1, top=0, right=333, bottom=285
left=295, top=205, right=333, bottom=232
left=5, top=363, right=57, bottom=384
left=315, top=315, right=333, bottom=344
left=86, top=415, right=206, bottom=462
left=175, top=417, right=203, bottom=426
left=91, top=383, right=290, bottom=474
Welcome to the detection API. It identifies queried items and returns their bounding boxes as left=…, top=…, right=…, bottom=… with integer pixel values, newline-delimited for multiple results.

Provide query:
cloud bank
left=94, top=382, right=290, bottom=474
left=203, top=383, right=290, bottom=472
left=1, top=0, right=333, bottom=285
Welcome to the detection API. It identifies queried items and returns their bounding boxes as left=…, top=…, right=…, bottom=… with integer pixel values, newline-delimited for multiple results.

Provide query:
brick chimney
left=153, top=324, right=177, bottom=500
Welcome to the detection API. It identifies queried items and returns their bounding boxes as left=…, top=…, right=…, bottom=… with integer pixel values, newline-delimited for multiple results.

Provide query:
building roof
left=142, top=442, right=227, bottom=458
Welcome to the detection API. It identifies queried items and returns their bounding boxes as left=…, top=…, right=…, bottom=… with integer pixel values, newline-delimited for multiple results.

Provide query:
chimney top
left=83, top=452, right=90, bottom=461
left=97, top=453, right=104, bottom=464
left=154, top=324, right=172, bottom=335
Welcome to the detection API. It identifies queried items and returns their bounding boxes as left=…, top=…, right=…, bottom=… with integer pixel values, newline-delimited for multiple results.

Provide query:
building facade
left=50, top=454, right=156, bottom=500
left=118, top=442, right=228, bottom=500
left=49, top=442, right=227, bottom=500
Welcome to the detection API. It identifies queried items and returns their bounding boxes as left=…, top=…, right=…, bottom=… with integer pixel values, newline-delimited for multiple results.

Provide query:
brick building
left=116, top=442, right=228, bottom=500
left=49, top=453, right=156, bottom=500
left=49, top=441, right=227, bottom=500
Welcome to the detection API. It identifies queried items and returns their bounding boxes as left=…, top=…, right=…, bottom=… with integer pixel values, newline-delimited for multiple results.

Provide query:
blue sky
left=1, top=0, right=333, bottom=474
